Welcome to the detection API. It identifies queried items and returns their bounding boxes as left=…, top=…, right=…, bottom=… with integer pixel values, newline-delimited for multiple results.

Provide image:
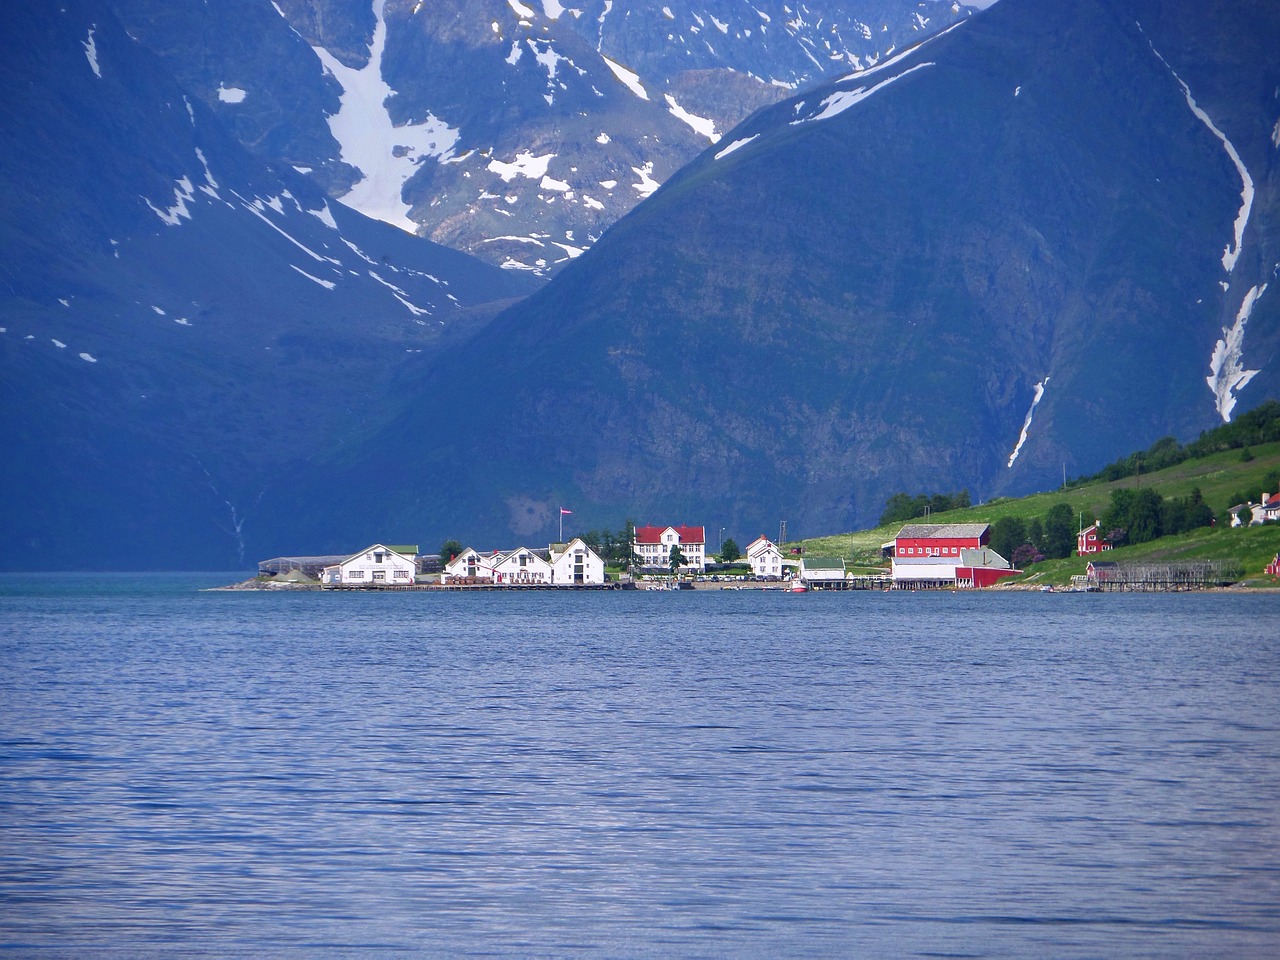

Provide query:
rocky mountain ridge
left=108, top=0, right=971, bottom=272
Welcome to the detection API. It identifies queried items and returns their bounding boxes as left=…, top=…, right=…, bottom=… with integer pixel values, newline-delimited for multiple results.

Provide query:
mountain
left=106, top=0, right=971, bottom=272
left=0, top=0, right=537, bottom=570
left=262, top=0, right=1280, bottom=553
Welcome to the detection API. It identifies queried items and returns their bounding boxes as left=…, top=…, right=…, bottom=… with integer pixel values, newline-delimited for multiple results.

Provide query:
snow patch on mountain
left=715, top=134, right=758, bottom=159
left=308, top=0, right=460, bottom=233
left=602, top=56, right=649, bottom=100
left=144, top=176, right=196, bottom=225
left=489, top=151, right=555, bottom=182
left=665, top=94, right=719, bottom=141
left=631, top=162, right=660, bottom=197
left=799, top=62, right=934, bottom=123
left=83, top=27, right=101, bottom=78
left=291, top=264, right=337, bottom=289
left=1008, top=377, right=1049, bottom=468
left=1143, top=31, right=1253, bottom=275
left=1207, top=284, right=1266, bottom=421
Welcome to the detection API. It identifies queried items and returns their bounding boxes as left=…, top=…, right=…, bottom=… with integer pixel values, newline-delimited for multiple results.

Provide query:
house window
left=394, top=570, right=410, bottom=580
left=348, top=569, right=365, bottom=579
left=375, top=552, right=384, bottom=563
left=372, top=571, right=385, bottom=581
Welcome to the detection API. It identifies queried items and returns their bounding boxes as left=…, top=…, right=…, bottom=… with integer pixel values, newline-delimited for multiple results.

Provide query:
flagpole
left=559, top=509, right=563, bottom=543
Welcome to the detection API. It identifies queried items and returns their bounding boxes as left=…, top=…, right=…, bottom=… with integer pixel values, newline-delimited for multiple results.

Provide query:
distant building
left=633, top=525, right=707, bottom=572
left=1086, top=560, right=1120, bottom=585
left=1230, top=490, right=1280, bottom=526
left=442, top=547, right=499, bottom=583
left=954, top=547, right=1017, bottom=589
left=799, top=556, right=846, bottom=585
left=549, top=538, right=606, bottom=585
left=1076, top=523, right=1112, bottom=555
left=745, top=536, right=785, bottom=579
left=322, top=544, right=417, bottom=586
left=889, top=523, right=1018, bottom=588
left=490, top=547, right=554, bottom=584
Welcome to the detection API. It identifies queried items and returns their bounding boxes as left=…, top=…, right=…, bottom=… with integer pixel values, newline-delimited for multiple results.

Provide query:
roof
left=634, top=525, right=705, bottom=544
left=958, top=547, right=1010, bottom=570
left=387, top=544, right=419, bottom=556
left=896, top=523, right=990, bottom=540
left=341, top=543, right=416, bottom=565
left=802, top=557, right=845, bottom=570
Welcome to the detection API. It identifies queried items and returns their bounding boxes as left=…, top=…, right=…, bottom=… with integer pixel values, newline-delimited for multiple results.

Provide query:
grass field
left=792, top=441, right=1280, bottom=585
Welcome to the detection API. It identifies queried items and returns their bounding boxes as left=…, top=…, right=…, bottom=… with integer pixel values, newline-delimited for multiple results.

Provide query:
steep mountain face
left=108, top=0, right=970, bottom=272
left=0, top=0, right=537, bottom=570
left=267, top=0, right=1280, bottom=552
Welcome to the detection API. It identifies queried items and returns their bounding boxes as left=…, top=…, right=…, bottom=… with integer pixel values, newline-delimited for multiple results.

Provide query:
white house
left=442, top=547, right=499, bottom=583
left=321, top=544, right=417, bottom=586
left=746, top=536, right=785, bottom=579
left=1231, top=491, right=1280, bottom=526
left=491, top=547, right=554, bottom=584
left=549, top=538, right=607, bottom=585
left=633, top=525, right=707, bottom=572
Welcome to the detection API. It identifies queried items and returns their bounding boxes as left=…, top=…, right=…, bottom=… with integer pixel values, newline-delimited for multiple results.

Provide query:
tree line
left=1068, top=400, right=1280, bottom=487
left=985, top=487, right=1216, bottom=568
left=879, top=490, right=972, bottom=526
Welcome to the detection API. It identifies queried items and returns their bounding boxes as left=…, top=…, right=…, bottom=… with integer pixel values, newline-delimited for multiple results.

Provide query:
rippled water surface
left=1, top=574, right=1278, bottom=957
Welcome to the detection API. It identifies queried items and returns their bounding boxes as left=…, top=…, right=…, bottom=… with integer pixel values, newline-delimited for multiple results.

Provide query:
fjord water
left=2, top=576, right=1277, bottom=958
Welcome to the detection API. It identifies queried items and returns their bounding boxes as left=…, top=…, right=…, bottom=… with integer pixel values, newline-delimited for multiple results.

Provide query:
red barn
left=890, top=523, right=1018, bottom=587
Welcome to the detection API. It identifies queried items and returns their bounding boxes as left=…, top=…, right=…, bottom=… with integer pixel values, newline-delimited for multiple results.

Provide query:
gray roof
left=896, top=523, right=990, bottom=539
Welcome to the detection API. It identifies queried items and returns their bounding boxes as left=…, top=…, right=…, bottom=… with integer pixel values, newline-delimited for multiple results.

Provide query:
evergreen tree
left=1043, top=503, right=1076, bottom=559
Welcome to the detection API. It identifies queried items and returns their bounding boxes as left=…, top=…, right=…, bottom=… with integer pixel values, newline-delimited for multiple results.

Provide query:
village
left=251, top=517, right=1252, bottom=592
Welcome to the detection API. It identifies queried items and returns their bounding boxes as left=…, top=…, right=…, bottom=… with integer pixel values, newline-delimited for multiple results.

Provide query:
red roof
left=634, top=525, right=705, bottom=545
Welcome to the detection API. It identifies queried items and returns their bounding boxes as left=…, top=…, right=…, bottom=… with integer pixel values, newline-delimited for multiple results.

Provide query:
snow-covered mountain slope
left=108, top=0, right=971, bottom=272
left=260, top=0, right=1280, bottom=553
left=0, top=0, right=537, bottom=569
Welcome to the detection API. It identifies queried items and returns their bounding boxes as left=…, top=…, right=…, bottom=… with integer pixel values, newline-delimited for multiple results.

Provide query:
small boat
left=789, top=579, right=809, bottom=593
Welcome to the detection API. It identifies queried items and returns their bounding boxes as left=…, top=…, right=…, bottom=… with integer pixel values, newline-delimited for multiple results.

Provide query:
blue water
left=1, top=575, right=1278, bottom=958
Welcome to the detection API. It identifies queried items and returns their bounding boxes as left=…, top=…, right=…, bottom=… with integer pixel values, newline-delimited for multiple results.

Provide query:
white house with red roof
left=1232, top=490, right=1280, bottom=526
left=633, top=524, right=707, bottom=572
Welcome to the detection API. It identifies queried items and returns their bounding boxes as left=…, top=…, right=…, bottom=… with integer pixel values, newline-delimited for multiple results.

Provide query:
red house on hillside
left=1077, top=523, right=1111, bottom=556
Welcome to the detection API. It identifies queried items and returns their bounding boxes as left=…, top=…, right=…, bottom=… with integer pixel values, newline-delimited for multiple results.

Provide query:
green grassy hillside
left=794, top=440, right=1280, bottom=584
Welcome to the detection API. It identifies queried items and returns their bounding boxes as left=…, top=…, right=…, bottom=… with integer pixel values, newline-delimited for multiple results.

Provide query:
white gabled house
left=442, top=547, right=499, bottom=583
left=549, top=538, right=607, bottom=585
left=321, top=544, right=417, bottom=586
left=746, top=536, right=785, bottom=579
left=491, top=547, right=554, bottom=584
